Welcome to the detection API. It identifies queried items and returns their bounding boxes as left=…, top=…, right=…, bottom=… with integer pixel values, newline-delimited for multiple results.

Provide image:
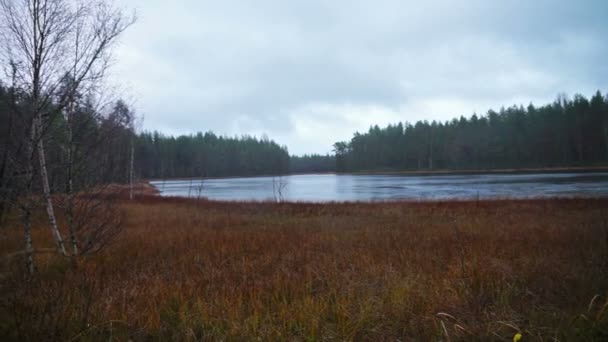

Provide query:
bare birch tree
left=58, top=97, right=133, bottom=257
left=0, top=0, right=135, bottom=267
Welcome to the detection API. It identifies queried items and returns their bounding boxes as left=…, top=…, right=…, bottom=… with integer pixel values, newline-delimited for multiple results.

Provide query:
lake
left=149, top=172, right=608, bottom=202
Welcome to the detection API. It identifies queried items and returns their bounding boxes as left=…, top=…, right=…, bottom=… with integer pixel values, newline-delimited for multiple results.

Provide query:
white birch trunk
left=35, top=115, right=67, bottom=256
left=21, top=122, right=37, bottom=274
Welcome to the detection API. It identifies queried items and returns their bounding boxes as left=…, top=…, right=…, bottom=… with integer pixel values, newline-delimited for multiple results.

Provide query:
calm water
left=149, top=172, right=608, bottom=202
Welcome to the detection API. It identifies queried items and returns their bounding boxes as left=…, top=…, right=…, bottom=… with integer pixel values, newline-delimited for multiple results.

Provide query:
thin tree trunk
left=20, top=203, right=35, bottom=274
left=35, top=115, right=67, bottom=256
left=66, top=114, right=78, bottom=256
left=129, top=135, right=134, bottom=200
left=20, top=121, right=38, bottom=274
left=29, top=2, right=66, bottom=257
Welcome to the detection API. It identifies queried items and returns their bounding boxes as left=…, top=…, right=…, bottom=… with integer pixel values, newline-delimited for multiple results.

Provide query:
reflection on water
left=149, top=172, right=608, bottom=202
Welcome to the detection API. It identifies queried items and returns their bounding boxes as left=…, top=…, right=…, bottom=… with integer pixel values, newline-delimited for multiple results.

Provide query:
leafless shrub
left=57, top=186, right=124, bottom=256
left=272, top=175, right=287, bottom=202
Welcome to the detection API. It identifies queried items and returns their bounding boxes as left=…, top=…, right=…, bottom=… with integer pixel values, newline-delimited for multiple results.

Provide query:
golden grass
left=1, top=197, right=608, bottom=340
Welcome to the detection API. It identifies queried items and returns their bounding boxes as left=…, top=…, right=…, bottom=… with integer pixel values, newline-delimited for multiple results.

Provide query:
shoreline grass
left=1, top=197, right=608, bottom=340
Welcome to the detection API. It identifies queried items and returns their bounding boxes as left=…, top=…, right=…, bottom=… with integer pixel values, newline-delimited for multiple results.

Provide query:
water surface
left=150, top=172, right=608, bottom=202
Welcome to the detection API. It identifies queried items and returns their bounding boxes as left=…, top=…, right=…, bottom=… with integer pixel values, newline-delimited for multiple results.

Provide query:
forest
left=135, top=132, right=290, bottom=178
left=289, top=154, right=336, bottom=174
left=132, top=91, right=608, bottom=178
left=135, top=134, right=338, bottom=178
left=334, top=92, right=608, bottom=172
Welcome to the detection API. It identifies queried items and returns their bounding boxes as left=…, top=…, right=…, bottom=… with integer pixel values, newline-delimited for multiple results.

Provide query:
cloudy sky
left=112, top=0, right=608, bottom=155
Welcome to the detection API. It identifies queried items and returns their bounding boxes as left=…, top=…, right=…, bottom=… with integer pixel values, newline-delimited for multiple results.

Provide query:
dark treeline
left=334, top=91, right=608, bottom=172
left=0, top=83, right=135, bottom=198
left=290, top=154, right=336, bottom=174
left=135, top=135, right=338, bottom=179
left=136, top=132, right=290, bottom=179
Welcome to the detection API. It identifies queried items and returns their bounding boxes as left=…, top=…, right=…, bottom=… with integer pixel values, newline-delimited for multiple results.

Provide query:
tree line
left=135, top=135, right=339, bottom=178
left=135, top=132, right=290, bottom=178
left=333, top=92, right=608, bottom=172
left=134, top=91, right=608, bottom=177
left=290, top=154, right=335, bottom=174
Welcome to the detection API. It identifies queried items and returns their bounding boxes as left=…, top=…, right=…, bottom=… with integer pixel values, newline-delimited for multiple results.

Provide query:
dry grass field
left=1, top=196, right=608, bottom=340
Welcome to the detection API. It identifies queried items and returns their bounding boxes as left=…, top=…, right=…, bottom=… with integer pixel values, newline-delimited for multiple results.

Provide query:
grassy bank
left=1, top=197, right=608, bottom=340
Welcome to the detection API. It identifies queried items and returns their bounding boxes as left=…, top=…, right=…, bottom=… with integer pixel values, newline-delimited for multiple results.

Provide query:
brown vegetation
left=1, top=197, right=608, bottom=340
left=97, top=182, right=160, bottom=197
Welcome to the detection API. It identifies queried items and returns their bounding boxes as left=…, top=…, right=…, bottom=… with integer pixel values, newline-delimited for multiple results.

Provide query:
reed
left=1, top=197, right=607, bottom=340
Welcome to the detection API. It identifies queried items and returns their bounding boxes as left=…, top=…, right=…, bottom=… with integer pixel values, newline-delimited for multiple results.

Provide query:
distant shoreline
left=145, top=165, right=608, bottom=182
left=346, top=165, right=608, bottom=177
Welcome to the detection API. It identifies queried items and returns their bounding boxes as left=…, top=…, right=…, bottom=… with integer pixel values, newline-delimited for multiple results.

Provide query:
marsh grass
left=1, top=197, right=608, bottom=340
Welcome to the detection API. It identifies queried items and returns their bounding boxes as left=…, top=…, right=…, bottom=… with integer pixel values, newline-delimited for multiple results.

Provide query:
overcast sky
left=112, top=0, right=608, bottom=155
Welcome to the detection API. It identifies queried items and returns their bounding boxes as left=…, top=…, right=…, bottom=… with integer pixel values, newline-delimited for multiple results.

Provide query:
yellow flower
left=513, top=332, right=523, bottom=342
